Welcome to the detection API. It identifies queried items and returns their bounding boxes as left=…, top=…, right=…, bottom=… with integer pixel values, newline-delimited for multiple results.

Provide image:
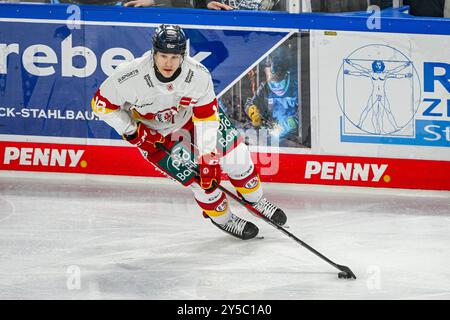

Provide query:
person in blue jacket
left=244, top=45, right=299, bottom=140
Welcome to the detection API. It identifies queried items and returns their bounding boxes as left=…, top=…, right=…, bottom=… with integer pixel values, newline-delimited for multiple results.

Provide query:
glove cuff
left=123, top=130, right=138, bottom=142
left=199, top=152, right=220, bottom=165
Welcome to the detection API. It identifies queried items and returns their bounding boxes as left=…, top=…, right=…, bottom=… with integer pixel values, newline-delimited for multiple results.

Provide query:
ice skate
left=209, top=213, right=259, bottom=240
left=250, top=197, right=287, bottom=226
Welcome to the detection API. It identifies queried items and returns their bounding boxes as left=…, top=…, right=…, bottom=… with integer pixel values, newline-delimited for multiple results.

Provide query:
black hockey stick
left=156, top=143, right=356, bottom=280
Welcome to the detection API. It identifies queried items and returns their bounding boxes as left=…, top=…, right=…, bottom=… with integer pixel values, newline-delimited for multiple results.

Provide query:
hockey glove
left=246, top=104, right=262, bottom=127
left=123, top=122, right=165, bottom=155
left=198, top=153, right=221, bottom=193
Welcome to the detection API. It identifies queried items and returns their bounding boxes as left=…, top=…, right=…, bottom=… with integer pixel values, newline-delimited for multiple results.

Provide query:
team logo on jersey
left=215, top=198, right=228, bottom=212
left=156, top=106, right=178, bottom=123
left=167, top=84, right=174, bottom=91
left=245, top=176, right=259, bottom=189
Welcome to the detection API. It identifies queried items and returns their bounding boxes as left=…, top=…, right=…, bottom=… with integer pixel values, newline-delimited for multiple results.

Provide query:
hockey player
left=92, top=25, right=287, bottom=240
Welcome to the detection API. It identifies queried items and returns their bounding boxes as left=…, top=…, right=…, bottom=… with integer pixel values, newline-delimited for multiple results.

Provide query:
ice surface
left=0, top=172, right=449, bottom=300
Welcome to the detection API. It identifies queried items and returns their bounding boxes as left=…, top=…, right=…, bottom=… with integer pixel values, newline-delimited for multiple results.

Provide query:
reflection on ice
left=0, top=172, right=449, bottom=299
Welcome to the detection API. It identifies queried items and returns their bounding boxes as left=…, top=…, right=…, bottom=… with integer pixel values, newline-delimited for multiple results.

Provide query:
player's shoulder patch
left=184, top=57, right=210, bottom=77
left=184, top=68, right=195, bottom=84
left=182, top=59, right=211, bottom=92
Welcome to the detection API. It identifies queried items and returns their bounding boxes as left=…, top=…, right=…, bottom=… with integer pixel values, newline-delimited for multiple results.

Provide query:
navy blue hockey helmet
left=152, top=25, right=187, bottom=55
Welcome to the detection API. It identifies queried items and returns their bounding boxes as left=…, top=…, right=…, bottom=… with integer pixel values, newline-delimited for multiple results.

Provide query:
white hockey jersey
left=92, top=53, right=219, bottom=154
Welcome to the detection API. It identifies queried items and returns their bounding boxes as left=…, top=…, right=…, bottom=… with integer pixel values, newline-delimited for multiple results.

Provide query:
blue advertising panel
left=0, top=19, right=289, bottom=140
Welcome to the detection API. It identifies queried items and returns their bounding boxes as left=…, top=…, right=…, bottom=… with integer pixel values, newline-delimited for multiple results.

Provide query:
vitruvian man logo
left=337, top=44, right=422, bottom=137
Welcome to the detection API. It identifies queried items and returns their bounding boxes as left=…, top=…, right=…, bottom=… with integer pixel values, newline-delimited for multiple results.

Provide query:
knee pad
left=221, top=143, right=263, bottom=203
left=221, top=143, right=255, bottom=180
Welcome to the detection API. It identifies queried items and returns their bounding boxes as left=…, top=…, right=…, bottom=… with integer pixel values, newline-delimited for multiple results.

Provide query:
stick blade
left=337, top=265, right=357, bottom=280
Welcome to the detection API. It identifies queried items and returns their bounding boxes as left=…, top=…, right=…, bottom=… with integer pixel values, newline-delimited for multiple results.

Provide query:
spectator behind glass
left=194, top=0, right=205, bottom=8
left=370, top=0, right=393, bottom=9
left=51, top=0, right=124, bottom=4
left=310, top=0, right=367, bottom=12
left=47, top=0, right=192, bottom=6
left=310, top=0, right=392, bottom=13
left=205, top=0, right=281, bottom=11
left=404, top=0, right=445, bottom=17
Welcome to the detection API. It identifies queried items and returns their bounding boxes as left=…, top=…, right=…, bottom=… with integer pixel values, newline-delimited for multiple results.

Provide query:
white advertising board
left=311, top=30, right=450, bottom=161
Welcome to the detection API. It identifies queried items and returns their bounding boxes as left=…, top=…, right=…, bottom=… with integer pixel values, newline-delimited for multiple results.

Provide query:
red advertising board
left=1, top=141, right=449, bottom=191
